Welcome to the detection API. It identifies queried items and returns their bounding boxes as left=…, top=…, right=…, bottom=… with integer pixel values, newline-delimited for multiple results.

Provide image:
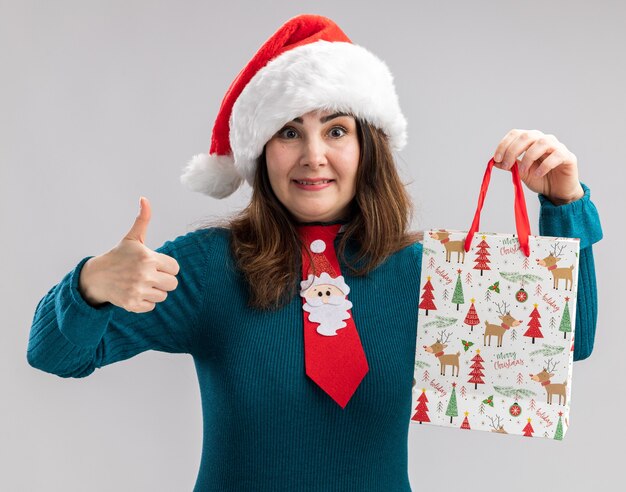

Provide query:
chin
left=301, top=212, right=344, bottom=223
left=296, top=214, right=330, bottom=222
left=285, top=198, right=350, bottom=223
left=292, top=209, right=331, bottom=222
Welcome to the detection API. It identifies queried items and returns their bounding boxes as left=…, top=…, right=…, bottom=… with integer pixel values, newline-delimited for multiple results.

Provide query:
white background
left=2, top=1, right=623, bottom=490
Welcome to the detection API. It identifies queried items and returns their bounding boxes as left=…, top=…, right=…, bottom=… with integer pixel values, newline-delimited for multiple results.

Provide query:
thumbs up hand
left=78, top=197, right=180, bottom=313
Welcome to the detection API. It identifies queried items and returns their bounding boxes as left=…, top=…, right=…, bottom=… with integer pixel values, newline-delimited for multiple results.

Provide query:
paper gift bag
left=410, top=158, right=580, bottom=440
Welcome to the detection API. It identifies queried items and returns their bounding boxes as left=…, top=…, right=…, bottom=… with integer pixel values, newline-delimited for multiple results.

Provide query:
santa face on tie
left=300, top=271, right=354, bottom=337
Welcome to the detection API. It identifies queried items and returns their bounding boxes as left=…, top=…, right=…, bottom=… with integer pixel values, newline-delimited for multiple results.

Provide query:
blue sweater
left=27, top=183, right=602, bottom=491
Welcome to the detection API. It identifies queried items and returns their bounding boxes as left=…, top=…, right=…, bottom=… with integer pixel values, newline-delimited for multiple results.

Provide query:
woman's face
left=265, top=108, right=360, bottom=223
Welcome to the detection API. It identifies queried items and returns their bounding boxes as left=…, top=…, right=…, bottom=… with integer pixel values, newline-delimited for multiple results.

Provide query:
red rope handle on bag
left=463, top=157, right=531, bottom=257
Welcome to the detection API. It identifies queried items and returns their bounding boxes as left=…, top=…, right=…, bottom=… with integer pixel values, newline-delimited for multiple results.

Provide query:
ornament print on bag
left=297, top=223, right=369, bottom=409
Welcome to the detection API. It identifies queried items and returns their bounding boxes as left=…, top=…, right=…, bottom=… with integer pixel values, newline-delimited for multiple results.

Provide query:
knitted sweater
left=27, top=183, right=603, bottom=491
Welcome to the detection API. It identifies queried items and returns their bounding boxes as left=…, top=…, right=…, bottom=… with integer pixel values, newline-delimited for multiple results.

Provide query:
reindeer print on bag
left=483, top=301, right=522, bottom=347
left=536, top=243, right=575, bottom=290
left=487, top=415, right=508, bottom=434
left=423, top=330, right=461, bottom=377
left=429, top=230, right=466, bottom=263
left=530, top=358, right=568, bottom=405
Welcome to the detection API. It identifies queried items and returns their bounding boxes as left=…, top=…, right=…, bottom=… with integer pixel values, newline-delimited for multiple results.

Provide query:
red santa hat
left=180, top=13, right=408, bottom=199
left=299, top=237, right=351, bottom=295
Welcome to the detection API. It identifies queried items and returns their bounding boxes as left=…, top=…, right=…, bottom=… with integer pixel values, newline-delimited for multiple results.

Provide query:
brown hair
left=197, top=117, right=421, bottom=311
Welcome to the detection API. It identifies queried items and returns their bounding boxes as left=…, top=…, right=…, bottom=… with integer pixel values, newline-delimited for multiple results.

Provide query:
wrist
left=78, top=256, right=109, bottom=307
left=546, top=184, right=585, bottom=206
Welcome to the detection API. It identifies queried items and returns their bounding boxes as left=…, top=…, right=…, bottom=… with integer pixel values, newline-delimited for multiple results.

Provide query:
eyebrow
left=290, top=112, right=350, bottom=124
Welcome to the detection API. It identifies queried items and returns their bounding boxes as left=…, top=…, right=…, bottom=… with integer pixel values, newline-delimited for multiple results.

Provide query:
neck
left=295, top=218, right=350, bottom=226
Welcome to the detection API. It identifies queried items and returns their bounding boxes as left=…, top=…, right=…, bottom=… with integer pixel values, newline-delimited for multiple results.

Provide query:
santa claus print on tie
left=300, top=270, right=354, bottom=336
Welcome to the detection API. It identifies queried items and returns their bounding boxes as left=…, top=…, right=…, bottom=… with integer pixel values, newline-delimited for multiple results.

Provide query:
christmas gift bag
left=410, top=158, right=579, bottom=440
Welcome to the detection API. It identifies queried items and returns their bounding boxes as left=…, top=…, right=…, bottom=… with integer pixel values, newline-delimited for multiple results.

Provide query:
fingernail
left=494, top=153, right=502, bottom=162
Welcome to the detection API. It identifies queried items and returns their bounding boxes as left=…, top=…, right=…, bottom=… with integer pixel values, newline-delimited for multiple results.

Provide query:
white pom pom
left=310, top=239, right=326, bottom=253
left=180, top=153, right=243, bottom=199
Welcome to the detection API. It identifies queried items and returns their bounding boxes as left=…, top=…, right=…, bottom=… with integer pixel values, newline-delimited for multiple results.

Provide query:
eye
left=326, top=290, right=331, bottom=296
left=329, top=126, right=347, bottom=138
left=277, top=127, right=298, bottom=139
left=317, top=291, right=323, bottom=297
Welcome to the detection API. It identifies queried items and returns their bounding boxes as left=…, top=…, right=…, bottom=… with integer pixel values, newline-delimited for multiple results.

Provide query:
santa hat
left=180, top=13, right=407, bottom=199
left=300, top=271, right=350, bottom=299
left=299, top=237, right=350, bottom=295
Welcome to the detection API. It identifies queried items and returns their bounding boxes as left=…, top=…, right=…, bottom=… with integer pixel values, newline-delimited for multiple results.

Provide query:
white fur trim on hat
left=180, top=153, right=243, bottom=199
left=230, top=40, right=407, bottom=187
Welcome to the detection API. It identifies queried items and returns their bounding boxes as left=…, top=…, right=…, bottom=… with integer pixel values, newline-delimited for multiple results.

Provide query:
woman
left=27, top=14, right=602, bottom=491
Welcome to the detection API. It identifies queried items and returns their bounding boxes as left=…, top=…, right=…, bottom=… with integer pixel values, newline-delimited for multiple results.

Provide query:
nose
left=300, top=134, right=328, bottom=169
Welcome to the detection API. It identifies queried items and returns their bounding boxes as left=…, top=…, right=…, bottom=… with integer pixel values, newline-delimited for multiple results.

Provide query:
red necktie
left=297, top=223, right=369, bottom=408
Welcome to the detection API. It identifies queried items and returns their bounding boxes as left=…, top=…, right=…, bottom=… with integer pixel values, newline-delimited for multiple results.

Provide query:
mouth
left=292, top=179, right=335, bottom=190
left=292, top=178, right=335, bottom=184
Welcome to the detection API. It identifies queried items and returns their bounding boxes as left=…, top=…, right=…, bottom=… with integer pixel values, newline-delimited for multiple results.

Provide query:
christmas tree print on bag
left=411, top=158, right=579, bottom=440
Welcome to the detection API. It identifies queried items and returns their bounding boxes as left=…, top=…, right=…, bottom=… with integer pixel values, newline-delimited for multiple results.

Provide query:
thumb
left=125, top=196, right=152, bottom=244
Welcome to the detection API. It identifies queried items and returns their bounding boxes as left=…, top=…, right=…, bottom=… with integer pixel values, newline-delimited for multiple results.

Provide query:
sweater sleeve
left=26, top=229, right=213, bottom=377
left=537, top=182, right=603, bottom=361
